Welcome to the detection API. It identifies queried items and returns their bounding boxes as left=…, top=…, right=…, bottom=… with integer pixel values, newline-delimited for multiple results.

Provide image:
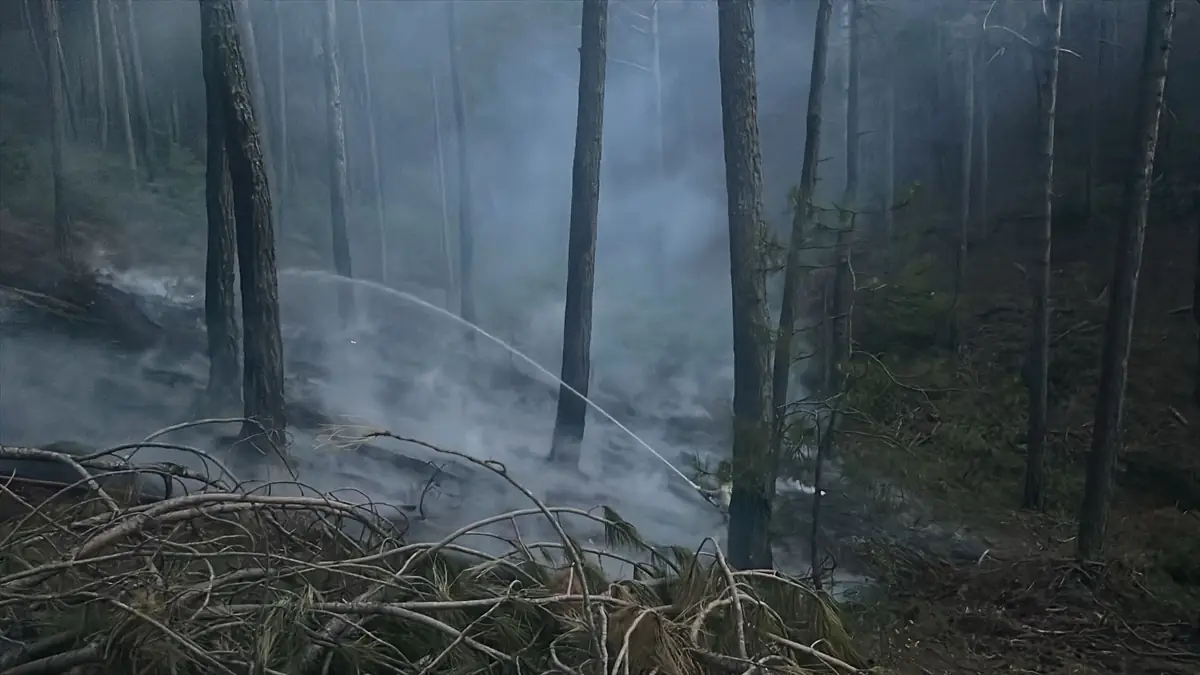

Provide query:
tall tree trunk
left=648, top=0, right=666, bottom=288
left=1085, top=7, right=1112, bottom=230
left=90, top=0, right=108, bottom=149
left=201, top=0, right=240, bottom=412
left=978, top=53, right=990, bottom=238
left=236, top=0, right=276, bottom=222
left=883, top=67, right=896, bottom=237
left=42, top=0, right=73, bottom=266
left=549, top=0, right=608, bottom=469
left=1076, top=0, right=1175, bottom=561
left=272, top=0, right=289, bottom=203
left=447, top=0, right=476, bottom=328
left=718, top=0, right=777, bottom=571
left=123, top=0, right=154, bottom=179
left=322, top=0, right=354, bottom=294
left=1022, top=0, right=1064, bottom=513
left=353, top=0, right=388, bottom=285
left=105, top=0, right=137, bottom=176
left=431, top=70, right=456, bottom=307
left=949, top=45, right=976, bottom=351
left=769, top=0, right=832, bottom=460
left=204, top=0, right=287, bottom=450
left=55, top=38, right=78, bottom=143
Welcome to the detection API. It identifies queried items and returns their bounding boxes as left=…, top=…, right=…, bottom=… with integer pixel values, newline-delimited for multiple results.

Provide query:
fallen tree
left=0, top=428, right=866, bottom=675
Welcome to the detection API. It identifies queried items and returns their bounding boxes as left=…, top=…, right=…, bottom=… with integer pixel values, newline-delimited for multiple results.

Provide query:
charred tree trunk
left=90, top=0, right=108, bottom=149
left=447, top=0, right=476, bottom=329
left=769, top=0, right=832, bottom=458
left=123, top=0, right=154, bottom=179
left=549, top=0, right=608, bottom=469
left=1077, top=0, right=1175, bottom=561
left=718, top=0, right=777, bottom=571
left=201, top=0, right=240, bottom=412
left=1022, top=0, right=1064, bottom=513
left=105, top=0, right=137, bottom=176
left=949, top=44, right=976, bottom=351
left=353, top=0, right=387, bottom=285
left=42, top=0, right=73, bottom=266
left=203, top=0, right=287, bottom=449
left=322, top=0, right=354, bottom=310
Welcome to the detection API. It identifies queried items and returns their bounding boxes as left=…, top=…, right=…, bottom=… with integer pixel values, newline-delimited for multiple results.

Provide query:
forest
left=0, top=0, right=1197, bottom=673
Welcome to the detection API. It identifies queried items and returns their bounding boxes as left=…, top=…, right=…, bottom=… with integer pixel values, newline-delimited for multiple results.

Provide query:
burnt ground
left=839, top=199, right=1200, bottom=673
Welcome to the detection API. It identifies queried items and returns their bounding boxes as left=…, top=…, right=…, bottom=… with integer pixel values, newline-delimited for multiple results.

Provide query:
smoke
left=0, top=0, right=1009, bottom=576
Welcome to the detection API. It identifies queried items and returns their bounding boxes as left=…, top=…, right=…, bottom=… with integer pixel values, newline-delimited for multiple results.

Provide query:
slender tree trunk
left=1077, top=0, right=1175, bottom=561
left=978, top=54, right=990, bottom=238
left=883, top=69, right=896, bottom=237
left=1194, top=193, right=1199, bottom=406
left=322, top=0, right=354, bottom=293
left=55, top=38, right=78, bottom=143
left=949, top=45, right=976, bottom=351
left=830, top=0, right=859, bottom=387
left=273, top=0, right=289, bottom=202
left=236, top=0, right=276, bottom=222
left=718, top=0, right=777, bottom=571
left=769, top=0, right=832, bottom=459
left=204, top=0, right=287, bottom=450
left=447, top=0, right=476, bottom=328
left=549, top=0, right=608, bottom=469
left=123, top=0, right=154, bottom=179
left=1085, top=7, right=1111, bottom=230
left=42, top=0, right=73, bottom=266
left=1022, top=0, right=1064, bottom=512
left=648, top=0, right=667, bottom=288
left=353, top=0, right=388, bottom=285
left=431, top=70, right=456, bottom=307
left=105, top=0, right=137, bottom=176
left=200, top=0, right=240, bottom=412
left=90, top=0, right=108, bottom=149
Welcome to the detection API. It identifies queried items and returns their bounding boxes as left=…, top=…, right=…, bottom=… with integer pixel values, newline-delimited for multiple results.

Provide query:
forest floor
left=839, top=201, right=1200, bottom=673
left=2, top=110, right=1199, bottom=671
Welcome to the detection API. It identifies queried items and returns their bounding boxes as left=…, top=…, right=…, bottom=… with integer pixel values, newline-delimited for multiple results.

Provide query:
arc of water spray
left=282, top=269, right=720, bottom=511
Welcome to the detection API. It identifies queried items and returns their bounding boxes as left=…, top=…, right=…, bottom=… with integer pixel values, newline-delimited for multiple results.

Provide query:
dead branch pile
left=0, top=431, right=866, bottom=675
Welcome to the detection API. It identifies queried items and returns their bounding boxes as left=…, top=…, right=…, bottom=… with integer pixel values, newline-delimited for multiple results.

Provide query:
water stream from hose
left=279, top=269, right=717, bottom=509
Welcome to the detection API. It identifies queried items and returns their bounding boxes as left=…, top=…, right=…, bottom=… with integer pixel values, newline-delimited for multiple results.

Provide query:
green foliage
left=853, top=253, right=953, bottom=356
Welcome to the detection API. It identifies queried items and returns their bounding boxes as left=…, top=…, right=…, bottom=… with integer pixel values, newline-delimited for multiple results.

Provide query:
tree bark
left=1022, top=0, right=1064, bottom=513
left=203, top=0, right=287, bottom=448
left=90, top=0, right=108, bottom=149
left=1077, top=0, right=1175, bottom=561
left=1085, top=7, right=1112, bottom=230
left=978, top=51, right=990, bottom=238
left=549, top=0, right=608, bottom=469
left=42, top=0, right=73, bottom=266
left=236, top=0, right=276, bottom=221
left=769, top=0, right=831, bottom=459
left=105, top=0, right=137, bottom=177
left=272, top=0, right=289, bottom=202
left=718, top=0, right=776, bottom=571
left=431, top=70, right=456, bottom=307
left=447, top=0, right=476, bottom=329
left=883, top=66, right=896, bottom=237
left=122, top=0, right=154, bottom=179
left=949, top=44, right=975, bottom=351
left=322, top=0, right=354, bottom=320
left=201, top=0, right=240, bottom=413
left=353, top=0, right=388, bottom=285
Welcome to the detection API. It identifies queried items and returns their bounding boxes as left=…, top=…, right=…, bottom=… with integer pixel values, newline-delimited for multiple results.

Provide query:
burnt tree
left=718, top=0, right=777, bottom=571
left=1022, top=0, right=1064, bottom=512
left=549, top=0, right=608, bottom=468
left=202, top=0, right=287, bottom=448
left=1077, top=0, right=1176, bottom=561
left=200, top=0, right=240, bottom=412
